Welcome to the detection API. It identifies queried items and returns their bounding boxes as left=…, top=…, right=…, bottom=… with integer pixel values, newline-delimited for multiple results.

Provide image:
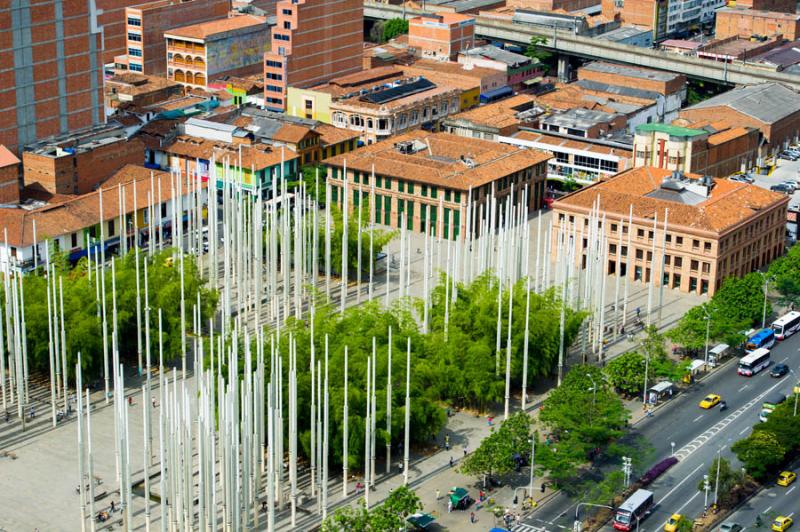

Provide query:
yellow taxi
left=699, top=394, right=721, bottom=409
left=772, top=516, right=793, bottom=532
left=777, top=471, right=797, bottom=486
left=664, top=514, right=684, bottom=532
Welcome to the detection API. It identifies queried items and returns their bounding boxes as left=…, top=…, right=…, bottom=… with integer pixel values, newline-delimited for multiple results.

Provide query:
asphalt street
left=517, top=330, right=800, bottom=532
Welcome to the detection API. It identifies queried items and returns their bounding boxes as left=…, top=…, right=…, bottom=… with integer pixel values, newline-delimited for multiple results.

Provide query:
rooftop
left=510, top=130, right=633, bottom=157
left=753, top=39, right=800, bottom=68
left=24, top=122, right=129, bottom=157
left=581, top=61, right=683, bottom=83
left=106, top=73, right=182, bottom=94
left=0, top=165, right=198, bottom=248
left=698, top=37, right=778, bottom=58
left=596, top=25, right=651, bottom=42
left=685, top=82, right=800, bottom=124
left=323, top=130, right=552, bottom=191
left=535, top=82, right=655, bottom=116
left=460, top=44, right=532, bottom=67
left=444, top=94, right=540, bottom=130
left=553, top=167, right=788, bottom=234
left=311, top=67, right=406, bottom=99
left=717, top=6, right=800, bottom=20
left=410, top=12, right=476, bottom=24
left=541, top=108, right=621, bottom=129
left=660, top=39, right=703, bottom=50
left=635, top=123, right=708, bottom=137
left=164, top=135, right=299, bottom=169
left=165, top=14, right=267, bottom=41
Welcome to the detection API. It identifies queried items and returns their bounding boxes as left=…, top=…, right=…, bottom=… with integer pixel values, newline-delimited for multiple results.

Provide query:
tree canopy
left=320, top=486, right=421, bottom=531
left=460, top=412, right=533, bottom=479
left=768, top=244, right=800, bottom=304
left=382, top=18, right=409, bottom=42
left=697, top=456, right=745, bottom=508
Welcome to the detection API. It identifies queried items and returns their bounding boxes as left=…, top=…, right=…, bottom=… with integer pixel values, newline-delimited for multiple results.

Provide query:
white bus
left=772, top=311, right=800, bottom=340
left=738, top=348, right=771, bottom=376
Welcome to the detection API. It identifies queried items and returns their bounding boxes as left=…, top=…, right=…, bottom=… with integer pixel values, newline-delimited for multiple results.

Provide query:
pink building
left=408, top=12, right=476, bottom=61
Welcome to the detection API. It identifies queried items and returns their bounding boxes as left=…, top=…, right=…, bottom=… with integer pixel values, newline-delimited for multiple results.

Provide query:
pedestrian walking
left=110, top=501, right=115, bottom=513
left=29, top=406, right=35, bottom=419
left=445, top=434, right=450, bottom=451
left=636, top=307, right=641, bottom=318
left=463, top=444, right=468, bottom=456
left=479, top=489, right=485, bottom=502
left=436, top=489, right=441, bottom=500
left=447, top=500, right=453, bottom=513
left=470, top=511, right=476, bottom=523
left=449, top=456, right=454, bottom=468
left=152, top=396, right=157, bottom=408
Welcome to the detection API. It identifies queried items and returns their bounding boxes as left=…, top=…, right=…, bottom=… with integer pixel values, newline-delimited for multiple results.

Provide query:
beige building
left=552, top=167, right=789, bottom=296
left=323, top=130, right=552, bottom=238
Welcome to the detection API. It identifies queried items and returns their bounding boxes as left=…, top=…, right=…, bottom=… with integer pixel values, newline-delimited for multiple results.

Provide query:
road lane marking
left=659, top=463, right=704, bottom=504
left=659, top=492, right=701, bottom=528
left=765, top=506, right=772, bottom=513
left=740, top=427, right=751, bottom=435
left=674, top=378, right=789, bottom=461
left=739, top=384, right=749, bottom=392
left=693, top=415, right=703, bottom=422
left=786, top=486, right=796, bottom=495
left=789, top=512, right=795, bottom=517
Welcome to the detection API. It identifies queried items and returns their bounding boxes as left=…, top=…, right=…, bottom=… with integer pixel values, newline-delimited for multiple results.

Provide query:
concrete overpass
left=364, top=1, right=800, bottom=89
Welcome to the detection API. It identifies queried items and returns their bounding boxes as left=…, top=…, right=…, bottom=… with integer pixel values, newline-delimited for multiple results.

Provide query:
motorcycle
left=719, top=401, right=727, bottom=412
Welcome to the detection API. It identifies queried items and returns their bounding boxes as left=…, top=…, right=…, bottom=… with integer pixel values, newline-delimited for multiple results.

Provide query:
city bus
left=738, top=348, right=771, bottom=376
left=772, top=311, right=800, bottom=340
left=613, top=489, right=654, bottom=531
left=746, top=328, right=776, bottom=353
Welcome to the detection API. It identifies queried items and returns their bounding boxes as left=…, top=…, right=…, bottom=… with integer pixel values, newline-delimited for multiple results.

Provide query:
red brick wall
left=716, top=9, right=800, bottom=40
left=0, top=2, right=105, bottom=154
left=578, top=64, right=685, bottom=96
left=734, top=0, right=795, bottom=13
left=0, top=164, right=21, bottom=204
left=23, top=138, right=144, bottom=194
left=679, top=106, right=800, bottom=148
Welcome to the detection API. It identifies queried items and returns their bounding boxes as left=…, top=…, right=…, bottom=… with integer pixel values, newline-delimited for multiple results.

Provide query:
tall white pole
left=403, top=337, right=411, bottom=485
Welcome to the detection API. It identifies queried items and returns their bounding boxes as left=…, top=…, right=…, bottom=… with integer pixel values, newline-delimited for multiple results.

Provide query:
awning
left=523, top=77, right=544, bottom=86
left=688, top=359, right=706, bottom=372
left=649, top=381, right=673, bottom=394
left=480, top=86, right=513, bottom=102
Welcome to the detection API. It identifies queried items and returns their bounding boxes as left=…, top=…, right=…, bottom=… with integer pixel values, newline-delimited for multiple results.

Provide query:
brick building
left=619, top=0, right=725, bottom=39
left=165, top=15, right=271, bottom=88
left=105, top=73, right=184, bottom=112
left=0, top=146, right=21, bottom=204
left=323, top=131, right=552, bottom=238
left=408, top=12, right=476, bottom=61
left=262, top=0, right=363, bottom=111
left=118, top=0, right=230, bottom=75
left=715, top=8, right=800, bottom=40
left=443, top=94, right=541, bottom=141
left=528, top=0, right=604, bottom=12
left=22, top=124, right=144, bottom=195
left=551, top=167, right=789, bottom=296
left=679, top=83, right=800, bottom=150
left=633, top=122, right=759, bottom=178
left=0, top=0, right=104, bottom=154
left=733, top=0, right=796, bottom=13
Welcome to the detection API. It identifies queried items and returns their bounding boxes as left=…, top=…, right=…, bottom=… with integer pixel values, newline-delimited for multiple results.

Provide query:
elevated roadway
left=364, top=1, right=800, bottom=90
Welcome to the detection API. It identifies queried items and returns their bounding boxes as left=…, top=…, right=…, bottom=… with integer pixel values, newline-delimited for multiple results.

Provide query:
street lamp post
left=701, top=306, right=711, bottom=370
left=703, top=474, right=710, bottom=510
left=714, top=448, right=721, bottom=506
left=528, top=436, right=536, bottom=498
left=760, top=273, right=773, bottom=329
left=670, top=441, right=675, bottom=457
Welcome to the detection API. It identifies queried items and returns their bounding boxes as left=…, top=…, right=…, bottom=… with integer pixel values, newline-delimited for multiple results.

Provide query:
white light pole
left=528, top=436, right=536, bottom=497
left=641, top=344, right=650, bottom=407
left=714, top=448, right=721, bottom=506
left=760, top=273, right=773, bottom=329
left=701, top=305, right=711, bottom=370
left=670, top=441, right=675, bottom=457
left=703, top=474, right=710, bottom=510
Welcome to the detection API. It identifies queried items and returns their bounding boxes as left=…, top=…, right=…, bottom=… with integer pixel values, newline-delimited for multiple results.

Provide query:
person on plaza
left=447, top=500, right=453, bottom=513
left=479, top=489, right=485, bottom=502
left=110, top=501, right=115, bottom=513
left=449, top=456, right=454, bottom=467
left=445, top=434, right=450, bottom=451
left=463, top=444, right=468, bottom=456
left=435, top=489, right=441, bottom=500
left=470, top=511, right=476, bottom=523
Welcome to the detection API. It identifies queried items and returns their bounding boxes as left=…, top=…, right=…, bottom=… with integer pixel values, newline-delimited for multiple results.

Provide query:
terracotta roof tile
left=446, top=94, right=537, bottom=129
left=164, top=135, right=299, bottom=169
left=273, top=124, right=317, bottom=144
left=553, top=166, right=788, bottom=235
left=0, top=165, right=197, bottom=248
left=323, top=130, right=551, bottom=191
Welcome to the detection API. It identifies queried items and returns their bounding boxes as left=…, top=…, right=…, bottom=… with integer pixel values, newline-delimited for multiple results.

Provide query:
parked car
left=719, top=523, right=743, bottom=532
left=780, top=180, right=798, bottom=191
left=771, top=184, right=794, bottom=194
left=770, top=363, right=789, bottom=377
left=729, top=175, right=750, bottom=183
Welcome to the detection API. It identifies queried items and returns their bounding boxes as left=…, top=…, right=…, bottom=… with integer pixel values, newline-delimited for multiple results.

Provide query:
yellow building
left=287, top=87, right=333, bottom=123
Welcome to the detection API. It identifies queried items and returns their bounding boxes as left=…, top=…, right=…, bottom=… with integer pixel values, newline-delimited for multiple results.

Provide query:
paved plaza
left=0, top=211, right=706, bottom=531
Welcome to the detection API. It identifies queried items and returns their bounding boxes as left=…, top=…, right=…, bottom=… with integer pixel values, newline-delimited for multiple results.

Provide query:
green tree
left=538, top=365, right=629, bottom=482
left=369, top=21, right=385, bottom=43
left=526, top=35, right=552, bottom=64
left=604, top=351, right=650, bottom=396
left=321, top=499, right=370, bottom=532
left=768, top=244, right=800, bottom=304
left=369, top=486, right=422, bottom=530
left=754, top=400, right=800, bottom=451
left=697, top=456, right=745, bottom=508
left=461, top=412, right=533, bottom=480
left=382, top=18, right=409, bottom=42
left=731, top=430, right=786, bottom=480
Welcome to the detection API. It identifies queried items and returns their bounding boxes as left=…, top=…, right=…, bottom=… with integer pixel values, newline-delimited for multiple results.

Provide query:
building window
left=128, top=47, right=142, bottom=57
left=71, top=233, right=78, bottom=248
left=266, top=85, right=282, bottom=93
left=637, top=229, right=645, bottom=238
left=283, top=21, right=291, bottom=29
left=674, top=256, right=682, bottom=268
left=689, top=277, right=698, bottom=292
left=704, top=241, right=711, bottom=253
left=108, top=220, right=115, bottom=236
left=282, top=8, right=292, bottom=14
left=266, top=73, right=283, bottom=81
left=702, top=262, right=710, bottom=274
left=636, top=249, right=643, bottom=260
left=266, top=60, right=282, bottom=68
left=701, top=279, right=709, bottom=294
left=690, top=259, right=699, bottom=272
left=675, top=236, right=683, bottom=246
left=129, top=62, right=143, bottom=72
left=692, top=239, right=700, bottom=249
left=127, top=32, right=142, bottom=42
left=127, top=16, right=141, bottom=26
left=275, top=33, right=290, bottom=41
